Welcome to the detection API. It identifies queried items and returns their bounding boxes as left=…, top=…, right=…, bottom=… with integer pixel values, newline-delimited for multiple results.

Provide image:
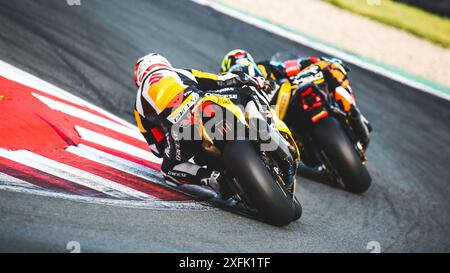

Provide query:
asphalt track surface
left=0, top=0, right=449, bottom=252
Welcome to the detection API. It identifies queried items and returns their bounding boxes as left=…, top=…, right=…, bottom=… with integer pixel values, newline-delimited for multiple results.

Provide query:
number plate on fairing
left=292, top=65, right=324, bottom=86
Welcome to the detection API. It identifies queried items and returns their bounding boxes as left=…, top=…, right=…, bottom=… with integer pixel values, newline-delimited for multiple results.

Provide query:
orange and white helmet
left=134, top=53, right=173, bottom=88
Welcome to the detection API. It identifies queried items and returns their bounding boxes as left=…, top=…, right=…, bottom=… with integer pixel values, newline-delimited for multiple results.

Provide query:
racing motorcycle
left=270, top=53, right=372, bottom=193
left=171, top=92, right=302, bottom=226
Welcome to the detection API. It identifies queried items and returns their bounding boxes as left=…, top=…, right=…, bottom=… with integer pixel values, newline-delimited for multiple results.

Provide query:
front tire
left=313, top=117, right=372, bottom=193
left=292, top=196, right=302, bottom=221
left=223, top=141, right=299, bottom=226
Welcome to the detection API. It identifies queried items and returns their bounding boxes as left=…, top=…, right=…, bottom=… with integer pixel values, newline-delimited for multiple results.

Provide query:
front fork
left=323, top=105, right=369, bottom=164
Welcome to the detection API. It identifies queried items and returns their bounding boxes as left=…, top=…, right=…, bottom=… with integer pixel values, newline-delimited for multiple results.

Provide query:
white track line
left=0, top=184, right=212, bottom=210
left=75, top=126, right=163, bottom=164
left=0, top=59, right=138, bottom=129
left=191, top=0, right=450, bottom=101
left=0, top=172, right=43, bottom=190
left=66, top=144, right=165, bottom=185
left=32, top=92, right=145, bottom=142
left=67, top=145, right=219, bottom=200
left=0, top=149, right=156, bottom=200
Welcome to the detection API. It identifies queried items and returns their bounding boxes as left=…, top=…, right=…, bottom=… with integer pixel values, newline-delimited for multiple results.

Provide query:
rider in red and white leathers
left=134, top=53, right=268, bottom=197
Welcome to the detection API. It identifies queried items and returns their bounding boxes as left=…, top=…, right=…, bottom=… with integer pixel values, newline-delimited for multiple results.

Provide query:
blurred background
left=396, top=0, right=450, bottom=17
left=221, top=0, right=450, bottom=90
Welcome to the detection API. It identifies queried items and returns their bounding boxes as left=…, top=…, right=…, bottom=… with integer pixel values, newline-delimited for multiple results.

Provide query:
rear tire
left=313, top=117, right=372, bottom=193
left=223, top=141, right=299, bottom=226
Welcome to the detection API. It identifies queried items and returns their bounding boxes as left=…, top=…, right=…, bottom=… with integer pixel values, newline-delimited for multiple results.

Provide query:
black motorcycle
left=271, top=52, right=372, bottom=193
left=176, top=93, right=302, bottom=226
left=284, top=82, right=371, bottom=193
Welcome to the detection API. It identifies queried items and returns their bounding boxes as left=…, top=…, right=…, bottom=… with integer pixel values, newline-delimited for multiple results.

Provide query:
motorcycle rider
left=220, top=49, right=372, bottom=149
left=134, top=53, right=269, bottom=198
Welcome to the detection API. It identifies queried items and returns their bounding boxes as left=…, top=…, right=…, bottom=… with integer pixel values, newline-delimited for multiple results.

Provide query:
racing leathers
left=134, top=67, right=265, bottom=194
left=256, top=56, right=372, bottom=149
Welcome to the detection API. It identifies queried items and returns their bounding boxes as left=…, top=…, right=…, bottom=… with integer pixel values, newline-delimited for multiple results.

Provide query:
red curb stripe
left=0, top=76, right=120, bottom=124
left=80, top=140, right=161, bottom=171
left=39, top=149, right=188, bottom=201
left=0, top=73, right=190, bottom=203
left=0, top=156, right=110, bottom=198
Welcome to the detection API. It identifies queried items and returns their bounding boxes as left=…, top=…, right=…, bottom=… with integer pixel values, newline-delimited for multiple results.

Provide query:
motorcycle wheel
left=223, top=140, right=300, bottom=226
left=313, top=117, right=372, bottom=193
left=292, top=196, right=302, bottom=221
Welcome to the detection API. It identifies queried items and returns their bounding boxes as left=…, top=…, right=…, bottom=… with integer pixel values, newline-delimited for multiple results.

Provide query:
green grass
left=324, top=0, right=450, bottom=48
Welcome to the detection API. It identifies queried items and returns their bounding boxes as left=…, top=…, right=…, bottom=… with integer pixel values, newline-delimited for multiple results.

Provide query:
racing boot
left=201, top=171, right=234, bottom=200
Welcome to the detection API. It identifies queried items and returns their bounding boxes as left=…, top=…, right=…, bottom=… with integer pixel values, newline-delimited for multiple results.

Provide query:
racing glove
left=219, top=71, right=264, bottom=89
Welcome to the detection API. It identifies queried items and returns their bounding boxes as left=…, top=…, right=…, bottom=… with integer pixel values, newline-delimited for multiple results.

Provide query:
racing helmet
left=134, top=53, right=173, bottom=88
left=220, top=49, right=263, bottom=77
